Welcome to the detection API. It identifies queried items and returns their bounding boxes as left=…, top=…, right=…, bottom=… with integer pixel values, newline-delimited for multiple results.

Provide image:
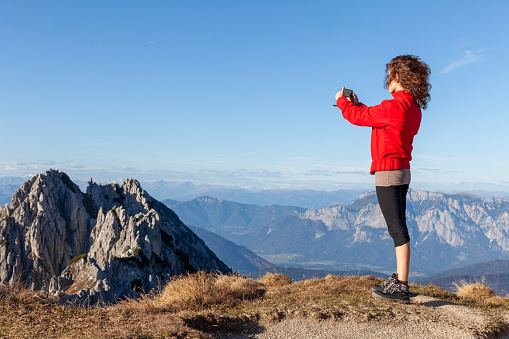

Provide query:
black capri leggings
left=376, top=184, right=410, bottom=247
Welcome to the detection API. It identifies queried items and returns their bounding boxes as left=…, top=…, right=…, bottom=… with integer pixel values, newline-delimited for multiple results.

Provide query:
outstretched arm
left=336, top=95, right=391, bottom=127
left=335, top=86, right=359, bottom=105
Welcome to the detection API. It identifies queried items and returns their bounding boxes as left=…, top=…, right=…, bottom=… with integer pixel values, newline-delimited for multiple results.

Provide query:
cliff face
left=0, top=170, right=230, bottom=304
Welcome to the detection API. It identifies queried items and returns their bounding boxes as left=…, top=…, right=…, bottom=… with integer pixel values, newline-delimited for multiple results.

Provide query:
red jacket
left=337, top=90, right=421, bottom=173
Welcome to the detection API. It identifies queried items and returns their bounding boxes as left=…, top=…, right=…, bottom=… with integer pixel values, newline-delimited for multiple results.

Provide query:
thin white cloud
left=4, top=161, right=55, bottom=171
left=196, top=169, right=284, bottom=179
left=441, top=49, right=487, bottom=74
left=121, top=166, right=142, bottom=172
left=300, top=169, right=366, bottom=176
left=454, top=38, right=468, bottom=50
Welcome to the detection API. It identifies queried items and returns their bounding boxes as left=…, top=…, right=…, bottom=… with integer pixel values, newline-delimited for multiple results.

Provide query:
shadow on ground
left=183, top=312, right=266, bottom=337
left=418, top=300, right=459, bottom=308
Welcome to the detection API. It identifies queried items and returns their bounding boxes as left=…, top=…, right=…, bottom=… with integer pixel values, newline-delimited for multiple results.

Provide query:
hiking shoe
left=372, top=279, right=410, bottom=304
left=372, top=273, right=398, bottom=292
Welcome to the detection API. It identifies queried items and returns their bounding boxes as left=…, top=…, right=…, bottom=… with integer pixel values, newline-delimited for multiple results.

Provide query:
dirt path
left=221, top=294, right=507, bottom=338
left=253, top=317, right=478, bottom=339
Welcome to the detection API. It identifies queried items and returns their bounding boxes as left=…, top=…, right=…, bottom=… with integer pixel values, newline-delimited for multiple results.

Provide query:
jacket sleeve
left=337, top=97, right=392, bottom=127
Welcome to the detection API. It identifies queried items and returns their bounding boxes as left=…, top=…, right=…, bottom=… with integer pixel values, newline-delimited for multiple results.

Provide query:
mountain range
left=120, top=181, right=368, bottom=210
left=0, top=176, right=371, bottom=209
left=164, top=197, right=306, bottom=241
left=3, top=173, right=509, bottom=294
left=166, top=191, right=509, bottom=276
left=3, top=175, right=509, bottom=208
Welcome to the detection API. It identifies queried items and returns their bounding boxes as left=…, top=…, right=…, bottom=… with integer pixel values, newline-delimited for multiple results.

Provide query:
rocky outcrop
left=0, top=170, right=230, bottom=304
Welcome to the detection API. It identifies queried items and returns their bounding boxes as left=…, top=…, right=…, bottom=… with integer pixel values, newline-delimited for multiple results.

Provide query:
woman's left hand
left=335, top=87, right=345, bottom=101
left=351, top=93, right=359, bottom=105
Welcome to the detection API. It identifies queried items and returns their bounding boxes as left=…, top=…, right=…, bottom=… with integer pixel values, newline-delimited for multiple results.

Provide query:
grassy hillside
left=1, top=272, right=509, bottom=338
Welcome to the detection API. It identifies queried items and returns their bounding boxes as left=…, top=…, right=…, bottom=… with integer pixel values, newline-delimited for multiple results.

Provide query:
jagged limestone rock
left=0, top=169, right=230, bottom=304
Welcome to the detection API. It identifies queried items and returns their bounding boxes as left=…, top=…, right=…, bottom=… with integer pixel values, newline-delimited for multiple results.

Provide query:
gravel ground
left=253, top=317, right=478, bottom=339
left=217, top=294, right=506, bottom=339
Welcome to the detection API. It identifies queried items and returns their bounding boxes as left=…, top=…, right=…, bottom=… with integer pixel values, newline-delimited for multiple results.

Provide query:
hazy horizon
left=1, top=169, right=509, bottom=200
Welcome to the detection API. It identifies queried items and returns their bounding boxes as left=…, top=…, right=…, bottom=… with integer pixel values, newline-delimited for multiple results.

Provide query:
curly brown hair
left=384, top=55, right=431, bottom=110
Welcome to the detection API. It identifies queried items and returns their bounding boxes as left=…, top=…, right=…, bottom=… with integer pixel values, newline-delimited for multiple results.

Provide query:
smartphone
left=333, top=88, right=354, bottom=106
left=343, top=89, right=353, bottom=97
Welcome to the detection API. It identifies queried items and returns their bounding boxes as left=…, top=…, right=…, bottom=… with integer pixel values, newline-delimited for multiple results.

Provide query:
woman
left=335, top=55, right=431, bottom=303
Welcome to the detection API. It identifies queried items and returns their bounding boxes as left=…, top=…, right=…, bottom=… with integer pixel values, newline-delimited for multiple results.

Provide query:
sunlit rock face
left=0, top=169, right=230, bottom=304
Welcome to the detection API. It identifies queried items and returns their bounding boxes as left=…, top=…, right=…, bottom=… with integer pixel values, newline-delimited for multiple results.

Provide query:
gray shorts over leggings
left=376, top=184, right=410, bottom=247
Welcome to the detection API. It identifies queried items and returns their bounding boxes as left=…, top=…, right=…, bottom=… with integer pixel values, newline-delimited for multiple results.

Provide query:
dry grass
left=453, top=278, right=509, bottom=306
left=0, top=281, right=205, bottom=338
left=0, top=272, right=509, bottom=338
left=454, top=279, right=496, bottom=300
left=258, top=272, right=292, bottom=287
left=157, top=271, right=265, bottom=311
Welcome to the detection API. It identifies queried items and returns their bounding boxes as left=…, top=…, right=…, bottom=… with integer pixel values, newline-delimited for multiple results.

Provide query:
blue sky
left=0, top=0, right=508, bottom=192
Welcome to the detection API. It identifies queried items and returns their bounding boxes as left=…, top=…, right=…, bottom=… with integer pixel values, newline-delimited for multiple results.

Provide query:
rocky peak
left=0, top=169, right=230, bottom=304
